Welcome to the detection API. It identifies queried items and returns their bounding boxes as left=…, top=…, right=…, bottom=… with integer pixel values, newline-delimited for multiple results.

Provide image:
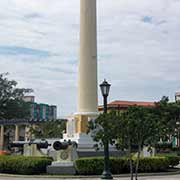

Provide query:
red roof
left=108, top=100, right=156, bottom=107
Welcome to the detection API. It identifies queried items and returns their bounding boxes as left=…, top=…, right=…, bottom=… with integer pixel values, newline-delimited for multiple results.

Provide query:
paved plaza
left=0, top=174, right=180, bottom=180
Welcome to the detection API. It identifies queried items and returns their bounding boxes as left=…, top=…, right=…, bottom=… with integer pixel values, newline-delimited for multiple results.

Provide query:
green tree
left=0, top=73, right=33, bottom=119
left=155, top=97, right=180, bottom=144
left=116, top=106, right=160, bottom=180
left=88, top=108, right=160, bottom=180
left=30, top=120, right=66, bottom=139
left=88, top=111, right=117, bottom=145
left=87, top=97, right=180, bottom=180
left=88, top=111, right=118, bottom=178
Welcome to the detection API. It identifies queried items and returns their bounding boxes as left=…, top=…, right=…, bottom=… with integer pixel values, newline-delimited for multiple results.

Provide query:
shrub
left=75, top=156, right=173, bottom=175
left=164, top=155, right=180, bottom=167
left=75, top=157, right=104, bottom=175
left=137, top=157, right=169, bottom=172
left=110, top=157, right=129, bottom=174
left=0, top=156, right=52, bottom=175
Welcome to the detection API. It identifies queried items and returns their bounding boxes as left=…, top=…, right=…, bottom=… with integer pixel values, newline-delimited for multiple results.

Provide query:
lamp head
left=100, top=79, right=111, bottom=97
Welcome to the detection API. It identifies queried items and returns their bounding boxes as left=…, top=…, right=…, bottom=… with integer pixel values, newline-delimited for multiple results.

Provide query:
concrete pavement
left=0, top=174, right=180, bottom=180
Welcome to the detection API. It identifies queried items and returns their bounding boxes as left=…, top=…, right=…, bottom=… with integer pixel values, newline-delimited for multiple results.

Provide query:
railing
left=0, top=119, right=62, bottom=125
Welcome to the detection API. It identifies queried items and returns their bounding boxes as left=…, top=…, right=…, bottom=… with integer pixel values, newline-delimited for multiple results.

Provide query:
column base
left=63, top=133, right=96, bottom=149
left=63, top=112, right=99, bottom=149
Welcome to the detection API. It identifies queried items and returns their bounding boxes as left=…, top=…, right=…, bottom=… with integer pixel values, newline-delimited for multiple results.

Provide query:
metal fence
left=0, top=119, right=62, bottom=125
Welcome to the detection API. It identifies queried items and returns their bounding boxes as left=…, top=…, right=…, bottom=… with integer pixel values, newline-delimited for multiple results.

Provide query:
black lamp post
left=100, top=79, right=113, bottom=179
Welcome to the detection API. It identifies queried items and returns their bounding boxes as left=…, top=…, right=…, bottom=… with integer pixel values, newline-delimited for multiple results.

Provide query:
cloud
left=42, top=66, right=77, bottom=75
left=0, top=46, right=51, bottom=57
left=24, top=13, right=43, bottom=19
left=0, top=0, right=180, bottom=117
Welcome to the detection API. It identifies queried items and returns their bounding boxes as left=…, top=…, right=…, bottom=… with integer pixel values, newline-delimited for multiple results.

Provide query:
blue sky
left=0, top=0, right=180, bottom=117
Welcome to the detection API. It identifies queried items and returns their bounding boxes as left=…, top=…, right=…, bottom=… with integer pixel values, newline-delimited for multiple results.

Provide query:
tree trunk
left=130, top=157, right=134, bottom=180
left=128, top=138, right=134, bottom=180
left=135, top=142, right=141, bottom=180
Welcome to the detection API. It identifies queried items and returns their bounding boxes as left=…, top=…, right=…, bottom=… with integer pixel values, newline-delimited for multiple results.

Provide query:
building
left=175, top=92, right=180, bottom=102
left=98, top=100, right=156, bottom=113
left=23, top=96, right=35, bottom=103
left=23, top=96, right=57, bottom=121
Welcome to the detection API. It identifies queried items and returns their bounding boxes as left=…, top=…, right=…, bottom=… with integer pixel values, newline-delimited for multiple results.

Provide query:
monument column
left=0, top=125, right=4, bottom=150
left=64, top=0, right=98, bottom=148
left=75, top=0, right=98, bottom=134
left=78, top=0, right=98, bottom=114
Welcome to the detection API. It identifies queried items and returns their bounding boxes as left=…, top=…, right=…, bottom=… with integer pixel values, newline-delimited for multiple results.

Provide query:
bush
left=75, top=156, right=172, bottom=175
left=137, top=157, right=169, bottom=172
left=164, top=155, right=180, bottom=167
left=0, top=156, right=52, bottom=175
left=75, top=157, right=104, bottom=175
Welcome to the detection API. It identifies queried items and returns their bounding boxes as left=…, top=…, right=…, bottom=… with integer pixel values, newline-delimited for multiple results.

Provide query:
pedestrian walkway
left=0, top=174, right=180, bottom=180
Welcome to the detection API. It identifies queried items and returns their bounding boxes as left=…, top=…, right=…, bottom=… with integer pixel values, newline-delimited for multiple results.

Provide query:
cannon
left=49, top=140, right=78, bottom=162
left=53, top=140, right=77, bottom=151
left=10, top=139, right=51, bottom=157
left=10, top=139, right=50, bottom=149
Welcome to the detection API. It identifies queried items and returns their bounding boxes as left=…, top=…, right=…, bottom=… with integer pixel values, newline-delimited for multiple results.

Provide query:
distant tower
left=175, top=92, right=180, bottom=102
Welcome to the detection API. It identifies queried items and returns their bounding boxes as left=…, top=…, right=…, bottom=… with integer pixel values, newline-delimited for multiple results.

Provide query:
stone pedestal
left=23, top=144, right=45, bottom=157
left=47, top=162, right=76, bottom=175
left=63, top=113, right=98, bottom=149
left=47, top=144, right=77, bottom=175
left=64, top=133, right=95, bottom=149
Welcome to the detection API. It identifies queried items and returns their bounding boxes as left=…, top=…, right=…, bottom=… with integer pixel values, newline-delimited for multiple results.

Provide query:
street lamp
left=100, top=79, right=113, bottom=179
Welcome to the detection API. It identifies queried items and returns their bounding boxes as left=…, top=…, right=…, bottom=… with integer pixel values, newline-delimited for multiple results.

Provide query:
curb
left=0, top=170, right=180, bottom=179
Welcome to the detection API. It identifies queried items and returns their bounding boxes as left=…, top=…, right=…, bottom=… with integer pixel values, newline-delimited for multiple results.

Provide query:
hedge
left=0, top=156, right=52, bottom=175
left=164, top=155, right=180, bottom=167
left=75, top=156, right=176, bottom=175
left=0, top=155, right=179, bottom=175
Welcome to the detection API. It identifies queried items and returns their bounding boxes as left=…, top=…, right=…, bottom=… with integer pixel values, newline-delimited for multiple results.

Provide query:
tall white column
left=64, top=0, right=98, bottom=147
left=78, top=0, right=98, bottom=114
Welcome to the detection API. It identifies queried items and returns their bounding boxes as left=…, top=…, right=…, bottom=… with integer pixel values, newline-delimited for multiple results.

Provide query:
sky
left=0, top=0, right=180, bottom=117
